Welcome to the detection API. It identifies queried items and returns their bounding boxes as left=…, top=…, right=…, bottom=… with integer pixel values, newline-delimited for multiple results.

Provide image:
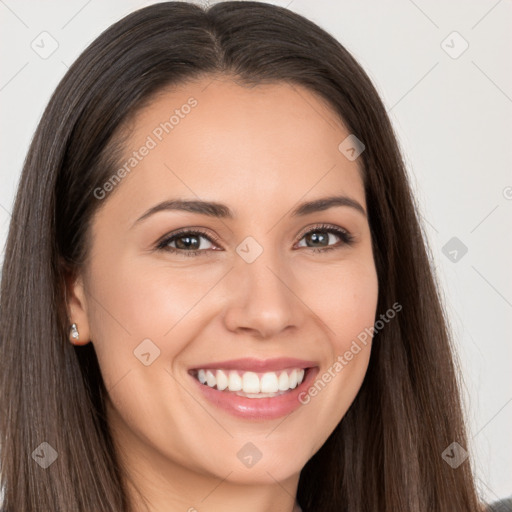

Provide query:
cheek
left=300, top=256, right=379, bottom=347
left=85, top=255, right=226, bottom=386
left=295, top=260, right=378, bottom=448
left=87, top=254, right=206, bottom=340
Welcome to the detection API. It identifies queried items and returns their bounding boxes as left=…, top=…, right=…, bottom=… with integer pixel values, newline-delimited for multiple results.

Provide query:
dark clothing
left=488, top=498, right=512, bottom=511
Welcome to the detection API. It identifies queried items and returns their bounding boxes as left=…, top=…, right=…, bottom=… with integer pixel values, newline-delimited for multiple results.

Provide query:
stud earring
left=70, top=323, right=80, bottom=342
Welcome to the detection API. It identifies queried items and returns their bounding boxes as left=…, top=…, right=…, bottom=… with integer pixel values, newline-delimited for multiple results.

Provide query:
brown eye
left=156, top=229, right=218, bottom=257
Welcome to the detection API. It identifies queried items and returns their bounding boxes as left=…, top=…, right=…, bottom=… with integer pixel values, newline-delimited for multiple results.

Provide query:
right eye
left=156, top=228, right=220, bottom=257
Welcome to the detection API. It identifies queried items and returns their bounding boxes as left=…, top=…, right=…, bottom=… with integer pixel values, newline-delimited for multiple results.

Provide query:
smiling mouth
left=188, top=367, right=312, bottom=398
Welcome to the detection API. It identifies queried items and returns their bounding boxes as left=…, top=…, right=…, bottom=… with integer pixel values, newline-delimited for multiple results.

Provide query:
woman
left=0, top=2, right=491, bottom=511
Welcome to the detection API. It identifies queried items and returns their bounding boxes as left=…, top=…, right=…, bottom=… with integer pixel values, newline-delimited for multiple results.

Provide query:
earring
left=70, top=323, right=80, bottom=342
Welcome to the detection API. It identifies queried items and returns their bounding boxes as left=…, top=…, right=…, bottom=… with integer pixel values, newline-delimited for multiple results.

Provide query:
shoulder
left=486, top=497, right=512, bottom=512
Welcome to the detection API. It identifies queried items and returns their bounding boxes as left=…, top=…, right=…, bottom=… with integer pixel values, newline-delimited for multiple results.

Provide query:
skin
left=66, top=76, right=379, bottom=512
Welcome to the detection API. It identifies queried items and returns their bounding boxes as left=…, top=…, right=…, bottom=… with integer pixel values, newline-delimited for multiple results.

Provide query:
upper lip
left=188, top=357, right=317, bottom=373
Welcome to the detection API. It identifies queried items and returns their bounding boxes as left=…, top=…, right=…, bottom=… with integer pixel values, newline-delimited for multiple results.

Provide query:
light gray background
left=0, top=0, right=510, bottom=504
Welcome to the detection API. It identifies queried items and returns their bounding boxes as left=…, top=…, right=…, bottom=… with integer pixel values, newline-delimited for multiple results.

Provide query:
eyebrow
left=132, top=194, right=367, bottom=227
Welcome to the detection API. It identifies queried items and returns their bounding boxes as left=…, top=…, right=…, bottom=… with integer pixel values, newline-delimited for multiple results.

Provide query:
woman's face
left=68, top=77, right=378, bottom=496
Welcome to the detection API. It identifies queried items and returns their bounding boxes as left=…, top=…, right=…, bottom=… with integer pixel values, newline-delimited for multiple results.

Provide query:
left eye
left=295, top=224, right=355, bottom=252
left=297, top=228, right=347, bottom=250
left=156, top=224, right=354, bottom=257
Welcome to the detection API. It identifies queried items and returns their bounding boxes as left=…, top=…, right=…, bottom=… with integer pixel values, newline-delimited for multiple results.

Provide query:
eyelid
left=155, top=227, right=221, bottom=249
left=295, top=222, right=351, bottom=241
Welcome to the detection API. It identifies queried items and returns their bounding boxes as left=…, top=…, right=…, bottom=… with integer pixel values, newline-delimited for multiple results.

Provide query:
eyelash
left=155, top=223, right=355, bottom=257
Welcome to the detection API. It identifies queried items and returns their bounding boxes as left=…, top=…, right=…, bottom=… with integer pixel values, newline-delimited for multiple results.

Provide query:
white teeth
left=205, top=370, right=216, bottom=388
left=216, top=369, right=229, bottom=391
left=194, top=368, right=307, bottom=394
left=289, top=369, right=298, bottom=389
left=278, top=371, right=289, bottom=391
left=227, top=370, right=242, bottom=391
left=242, top=372, right=260, bottom=393
left=260, top=372, right=279, bottom=393
left=236, top=390, right=287, bottom=398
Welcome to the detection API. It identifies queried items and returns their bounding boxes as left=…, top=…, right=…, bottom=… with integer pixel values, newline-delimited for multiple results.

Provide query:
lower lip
left=189, top=367, right=319, bottom=420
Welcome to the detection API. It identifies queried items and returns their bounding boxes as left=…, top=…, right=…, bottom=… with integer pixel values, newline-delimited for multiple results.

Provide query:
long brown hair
left=0, top=2, right=484, bottom=510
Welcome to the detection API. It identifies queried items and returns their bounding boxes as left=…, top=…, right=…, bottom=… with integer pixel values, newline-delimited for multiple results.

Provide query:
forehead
left=100, top=77, right=366, bottom=221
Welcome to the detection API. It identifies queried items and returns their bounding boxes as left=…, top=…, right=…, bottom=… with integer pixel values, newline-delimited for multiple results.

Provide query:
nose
left=222, top=249, right=303, bottom=339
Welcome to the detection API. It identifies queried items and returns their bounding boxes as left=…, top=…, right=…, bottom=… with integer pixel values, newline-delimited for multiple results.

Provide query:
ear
left=64, top=270, right=91, bottom=346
